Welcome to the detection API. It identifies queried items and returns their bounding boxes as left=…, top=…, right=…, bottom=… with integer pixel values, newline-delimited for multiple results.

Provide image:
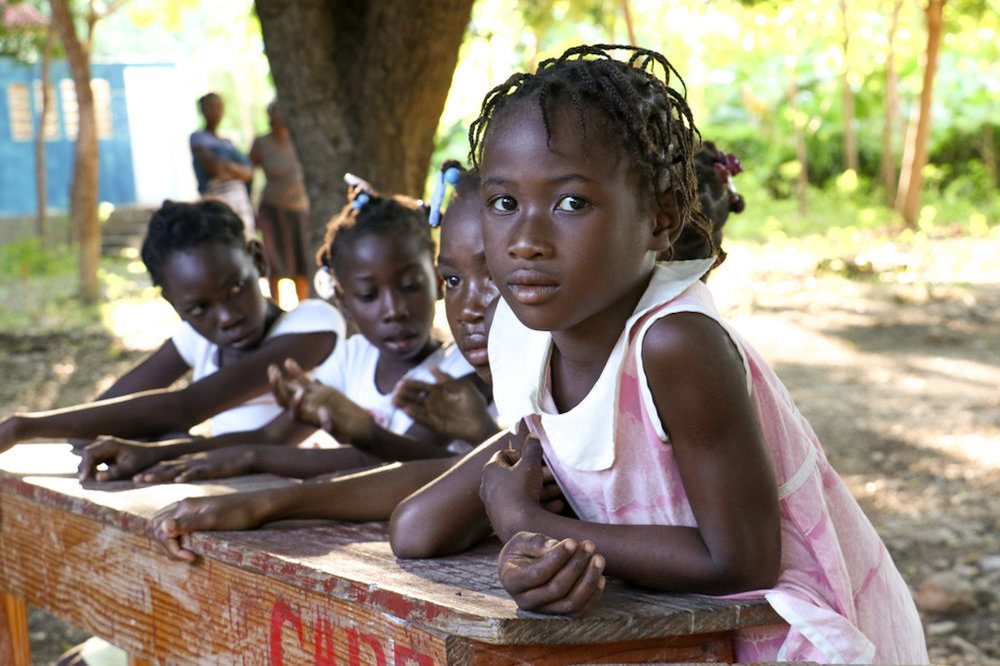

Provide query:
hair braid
left=469, top=44, right=713, bottom=257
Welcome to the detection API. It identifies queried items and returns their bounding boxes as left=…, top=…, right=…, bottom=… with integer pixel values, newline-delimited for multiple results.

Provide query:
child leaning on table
left=80, top=175, right=482, bottom=484
left=387, top=44, right=928, bottom=663
left=0, top=200, right=344, bottom=457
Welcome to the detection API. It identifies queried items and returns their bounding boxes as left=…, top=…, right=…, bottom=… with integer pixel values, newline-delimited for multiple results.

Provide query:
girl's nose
left=382, top=290, right=409, bottom=321
left=217, top=304, right=242, bottom=328
left=507, top=213, right=552, bottom=260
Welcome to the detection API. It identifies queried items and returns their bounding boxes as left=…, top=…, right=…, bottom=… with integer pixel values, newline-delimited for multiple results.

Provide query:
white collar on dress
left=489, top=258, right=715, bottom=471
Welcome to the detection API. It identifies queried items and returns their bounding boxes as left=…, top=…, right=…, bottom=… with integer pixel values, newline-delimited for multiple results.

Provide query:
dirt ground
left=6, top=234, right=1000, bottom=665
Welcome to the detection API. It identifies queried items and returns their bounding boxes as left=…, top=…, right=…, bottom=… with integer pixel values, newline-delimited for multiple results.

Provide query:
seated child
left=387, top=44, right=928, bottom=663
left=79, top=176, right=479, bottom=484
left=147, top=163, right=522, bottom=561
left=0, top=199, right=344, bottom=459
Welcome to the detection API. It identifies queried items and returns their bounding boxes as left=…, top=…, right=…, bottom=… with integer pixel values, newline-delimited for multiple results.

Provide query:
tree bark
left=839, top=0, right=858, bottom=173
left=881, top=0, right=902, bottom=204
left=34, top=28, right=53, bottom=244
left=49, top=0, right=101, bottom=301
left=254, top=0, right=475, bottom=241
left=896, top=0, right=945, bottom=227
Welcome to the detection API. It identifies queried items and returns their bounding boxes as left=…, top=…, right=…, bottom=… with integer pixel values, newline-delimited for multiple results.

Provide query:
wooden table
left=0, top=444, right=783, bottom=665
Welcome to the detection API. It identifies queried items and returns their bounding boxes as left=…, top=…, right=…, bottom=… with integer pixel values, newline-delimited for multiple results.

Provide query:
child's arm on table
left=481, top=313, right=781, bottom=598
left=389, top=427, right=528, bottom=558
left=0, top=330, right=336, bottom=453
left=78, top=411, right=317, bottom=482
left=150, top=457, right=459, bottom=562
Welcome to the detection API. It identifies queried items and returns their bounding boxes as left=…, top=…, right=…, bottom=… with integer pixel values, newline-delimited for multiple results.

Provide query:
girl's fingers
left=499, top=536, right=577, bottom=594
left=429, top=366, right=452, bottom=383
left=508, top=540, right=594, bottom=610
left=537, top=554, right=606, bottom=617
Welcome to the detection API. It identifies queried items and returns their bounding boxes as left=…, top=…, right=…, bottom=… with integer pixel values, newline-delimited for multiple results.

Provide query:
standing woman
left=250, top=100, right=312, bottom=303
left=189, top=92, right=255, bottom=240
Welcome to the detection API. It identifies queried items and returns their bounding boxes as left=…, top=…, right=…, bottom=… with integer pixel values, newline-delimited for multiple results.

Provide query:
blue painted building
left=0, top=59, right=197, bottom=216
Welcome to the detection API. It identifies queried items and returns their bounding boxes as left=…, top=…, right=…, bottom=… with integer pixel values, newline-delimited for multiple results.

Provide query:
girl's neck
left=549, top=270, right=653, bottom=412
left=374, top=338, right=441, bottom=395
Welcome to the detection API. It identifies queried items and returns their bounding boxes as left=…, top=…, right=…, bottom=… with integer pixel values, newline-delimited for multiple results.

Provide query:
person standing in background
left=250, top=100, right=312, bottom=303
left=190, top=92, right=255, bottom=240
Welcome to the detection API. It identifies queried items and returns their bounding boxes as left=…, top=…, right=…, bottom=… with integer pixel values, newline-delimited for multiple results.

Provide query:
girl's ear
left=332, top=282, right=355, bottom=324
left=649, top=199, right=683, bottom=253
left=247, top=239, right=269, bottom=277
left=435, top=274, right=444, bottom=301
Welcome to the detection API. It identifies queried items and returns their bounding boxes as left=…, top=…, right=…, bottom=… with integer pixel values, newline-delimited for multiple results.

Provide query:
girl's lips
left=506, top=271, right=560, bottom=305
left=384, top=331, right=419, bottom=354
left=462, top=345, right=489, bottom=367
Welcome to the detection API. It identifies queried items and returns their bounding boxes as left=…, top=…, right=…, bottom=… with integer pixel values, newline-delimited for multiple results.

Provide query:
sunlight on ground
left=102, top=298, right=177, bottom=351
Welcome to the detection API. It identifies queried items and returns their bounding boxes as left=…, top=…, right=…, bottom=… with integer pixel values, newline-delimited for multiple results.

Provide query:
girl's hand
left=78, top=437, right=168, bottom=483
left=394, top=367, right=495, bottom=443
left=480, top=436, right=547, bottom=541
left=270, top=359, right=375, bottom=444
left=150, top=493, right=266, bottom=562
left=133, top=447, right=257, bottom=484
left=498, top=531, right=606, bottom=616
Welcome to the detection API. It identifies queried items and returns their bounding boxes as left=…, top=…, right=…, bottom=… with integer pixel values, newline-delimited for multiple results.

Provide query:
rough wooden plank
left=446, top=632, right=734, bottom=665
left=0, top=490, right=451, bottom=664
left=0, top=444, right=785, bottom=662
left=0, top=592, right=30, bottom=666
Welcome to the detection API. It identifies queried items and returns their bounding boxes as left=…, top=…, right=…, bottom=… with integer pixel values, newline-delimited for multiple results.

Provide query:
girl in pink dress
left=390, top=44, right=928, bottom=663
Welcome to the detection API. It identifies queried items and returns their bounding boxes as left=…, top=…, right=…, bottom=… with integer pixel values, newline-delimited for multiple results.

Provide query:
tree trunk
left=881, top=0, right=902, bottom=204
left=254, top=0, right=475, bottom=241
left=788, top=62, right=808, bottom=215
left=34, top=29, right=53, bottom=244
left=896, top=0, right=945, bottom=227
left=620, top=0, right=637, bottom=46
left=49, top=0, right=101, bottom=301
left=839, top=0, right=858, bottom=173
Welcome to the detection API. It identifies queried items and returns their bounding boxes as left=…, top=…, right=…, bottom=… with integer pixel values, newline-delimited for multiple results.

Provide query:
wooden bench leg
left=0, top=592, right=31, bottom=666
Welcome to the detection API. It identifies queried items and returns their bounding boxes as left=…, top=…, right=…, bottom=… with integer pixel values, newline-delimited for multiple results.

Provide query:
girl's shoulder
left=268, top=299, right=347, bottom=340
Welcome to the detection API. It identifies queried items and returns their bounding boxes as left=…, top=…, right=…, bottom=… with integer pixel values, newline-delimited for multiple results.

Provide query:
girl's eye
left=442, top=274, right=461, bottom=290
left=355, top=292, right=377, bottom=303
left=188, top=305, right=206, bottom=318
left=555, top=195, right=589, bottom=212
left=489, top=196, right=517, bottom=213
left=230, top=278, right=248, bottom=295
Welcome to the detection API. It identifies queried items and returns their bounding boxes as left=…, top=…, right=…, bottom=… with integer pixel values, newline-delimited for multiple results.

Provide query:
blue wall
left=0, top=59, right=137, bottom=215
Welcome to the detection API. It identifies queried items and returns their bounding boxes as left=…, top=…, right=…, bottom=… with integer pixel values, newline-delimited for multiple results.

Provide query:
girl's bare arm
left=481, top=313, right=781, bottom=595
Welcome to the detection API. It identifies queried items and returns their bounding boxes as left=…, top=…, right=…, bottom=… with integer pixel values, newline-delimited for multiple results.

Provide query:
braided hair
left=316, top=182, right=435, bottom=280
left=440, top=159, right=480, bottom=204
left=468, top=43, right=712, bottom=255
left=141, top=199, right=246, bottom=287
left=671, top=141, right=746, bottom=268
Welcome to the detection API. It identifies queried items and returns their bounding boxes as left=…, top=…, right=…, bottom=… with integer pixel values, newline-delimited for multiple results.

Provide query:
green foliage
left=0, top=237, right=74, bottom=279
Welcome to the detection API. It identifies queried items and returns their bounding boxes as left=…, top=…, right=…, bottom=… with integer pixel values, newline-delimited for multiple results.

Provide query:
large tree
left=254, top=1, right=475, bottom=239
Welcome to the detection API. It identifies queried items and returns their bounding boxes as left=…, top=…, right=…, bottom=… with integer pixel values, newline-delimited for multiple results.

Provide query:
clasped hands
left=480, top=435, right=606, bottom=617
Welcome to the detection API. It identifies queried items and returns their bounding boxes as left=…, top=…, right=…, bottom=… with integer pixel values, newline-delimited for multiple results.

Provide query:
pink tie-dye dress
left=491, top=267, right=927, bottom=663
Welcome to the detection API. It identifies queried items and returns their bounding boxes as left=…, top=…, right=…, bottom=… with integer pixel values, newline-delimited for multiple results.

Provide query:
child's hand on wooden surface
left=77, top=437, right=168, bottom=483
left=498, top=531, right=606, bottom=616
left=479, top=436, right=547, bottom=540
left=133, top=447, right=257, bottom=484
left=150, top=493, right=266, bottom=562
left=394, top=367, right=495, bottom=443
left=270, top=359, right=375, bottom=444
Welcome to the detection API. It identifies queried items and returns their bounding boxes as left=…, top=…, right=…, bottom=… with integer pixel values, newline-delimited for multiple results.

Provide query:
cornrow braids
left=468, top=43, right=713, bottom=257
left=141, top=199, right=246, bottom=288
left=316, top=186, right=435, bottom=281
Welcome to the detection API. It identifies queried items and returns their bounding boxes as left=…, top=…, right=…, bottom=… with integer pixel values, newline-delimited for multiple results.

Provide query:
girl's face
left=335, top=231, right=439, bottom=363
left=480, top=101, right=676, bottom=339
left=438, top=194, right=499, bottom=385
left=160, top=241, right=270, bottom=351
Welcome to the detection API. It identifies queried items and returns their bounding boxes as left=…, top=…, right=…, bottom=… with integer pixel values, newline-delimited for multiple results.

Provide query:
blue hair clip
left=344, top=172, right=374, bottom=210
left=427, top=165, right=461, bottom=228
